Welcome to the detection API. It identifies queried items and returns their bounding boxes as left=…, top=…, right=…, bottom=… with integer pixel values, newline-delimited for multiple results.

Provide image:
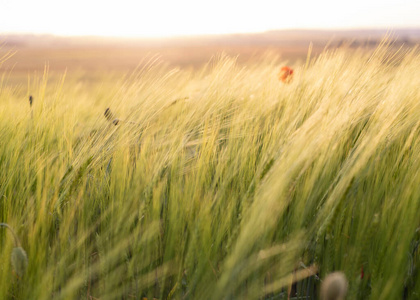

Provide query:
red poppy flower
left=278, top=66, right=294, bottom=83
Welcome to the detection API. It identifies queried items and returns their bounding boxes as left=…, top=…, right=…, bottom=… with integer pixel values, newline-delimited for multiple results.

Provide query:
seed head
left=11, top=247, right=28, bottom=278
left=320, top=272, right=348, bottom=300
left=0, top=223, right=28, bottom=277
left=29, top=95, right=33, bottom=107
left=104, top=108, right=114, bottom=121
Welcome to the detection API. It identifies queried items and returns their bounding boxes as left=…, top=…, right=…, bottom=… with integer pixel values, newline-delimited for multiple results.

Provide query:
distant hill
left=2, top=28, right=420, bottom=48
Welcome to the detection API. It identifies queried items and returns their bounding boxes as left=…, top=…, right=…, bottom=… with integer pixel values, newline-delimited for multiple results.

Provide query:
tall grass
left=0, top=41, right=420, bottom=299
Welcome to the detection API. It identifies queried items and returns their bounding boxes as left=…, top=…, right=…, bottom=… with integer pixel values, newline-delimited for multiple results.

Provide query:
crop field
left=1, top=38, right=420, bottom=299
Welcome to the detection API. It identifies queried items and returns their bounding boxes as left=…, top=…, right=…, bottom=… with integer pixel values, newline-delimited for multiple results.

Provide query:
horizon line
left=1, top=26, right=420, bottom=40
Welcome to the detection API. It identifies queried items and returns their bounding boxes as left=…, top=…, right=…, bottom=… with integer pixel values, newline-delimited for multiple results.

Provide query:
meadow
left=0, top=39, right=420, bottom=299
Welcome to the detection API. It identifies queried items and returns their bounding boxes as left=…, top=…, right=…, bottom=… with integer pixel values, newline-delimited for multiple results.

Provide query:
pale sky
left=1, top=0, right=419, bottom=37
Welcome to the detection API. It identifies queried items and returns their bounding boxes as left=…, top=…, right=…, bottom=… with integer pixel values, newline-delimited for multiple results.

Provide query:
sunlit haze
left=1, top=0, right=420, bottom=37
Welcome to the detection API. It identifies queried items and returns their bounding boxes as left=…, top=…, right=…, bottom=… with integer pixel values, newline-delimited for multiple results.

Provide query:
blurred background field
left=2, top=29, right=420, bottom=85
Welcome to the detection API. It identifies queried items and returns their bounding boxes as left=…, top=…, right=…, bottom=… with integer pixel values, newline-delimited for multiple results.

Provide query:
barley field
left=1, top=41, right=420, bottom=299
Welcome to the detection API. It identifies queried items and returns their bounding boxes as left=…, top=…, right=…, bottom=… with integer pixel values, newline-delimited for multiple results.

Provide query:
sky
left=1, top=0, right=419, bottom=37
